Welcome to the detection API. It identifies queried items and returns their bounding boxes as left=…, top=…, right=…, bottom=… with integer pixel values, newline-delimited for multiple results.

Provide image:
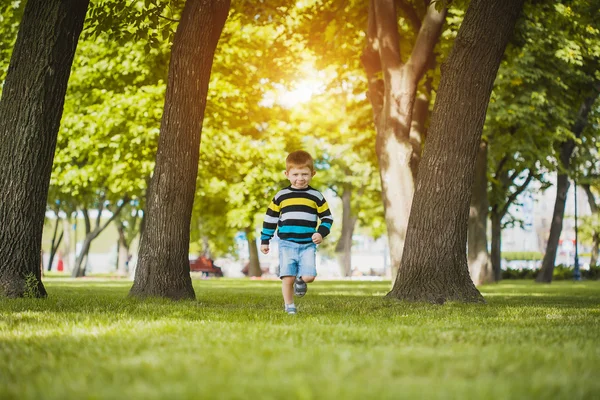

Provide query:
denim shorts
left=278, top=240, right=317, bottom=278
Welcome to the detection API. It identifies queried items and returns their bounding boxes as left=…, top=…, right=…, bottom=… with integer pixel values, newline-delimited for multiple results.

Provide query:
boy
left=260, top=150, right=334, bottom=315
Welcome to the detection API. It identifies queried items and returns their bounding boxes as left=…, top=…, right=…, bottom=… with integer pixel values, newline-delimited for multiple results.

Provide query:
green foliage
left=49, top=14, right=170, bottom=219
left=486, top=0, right=600, bottom=227
left=1, top=280, right=599, bottom=399
left=0, top=0, right=24, bottom=85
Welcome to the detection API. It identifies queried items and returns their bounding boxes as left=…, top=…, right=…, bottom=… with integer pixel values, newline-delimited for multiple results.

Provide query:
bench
left=189, top=256, right=224, bottom=277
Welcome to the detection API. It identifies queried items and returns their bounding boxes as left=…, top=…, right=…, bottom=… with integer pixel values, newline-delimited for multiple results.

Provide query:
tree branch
left=408, top=1, right=447, bottom=80
left=583, top=184, right=598, bottom=214
left=499, top=170, right=534, bottom=218
left=493, top=155, right=509, bottom=180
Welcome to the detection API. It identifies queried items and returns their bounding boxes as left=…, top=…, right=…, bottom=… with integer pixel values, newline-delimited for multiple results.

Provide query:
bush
left=502, top=251, right=543, bottom=261
left=501, top=268, right=538, bottom=280
left=501, top=265, right=600, bottom=280
left=582, top=265, right=600, bottom=280
left=552, top=265, right=573, bottom=280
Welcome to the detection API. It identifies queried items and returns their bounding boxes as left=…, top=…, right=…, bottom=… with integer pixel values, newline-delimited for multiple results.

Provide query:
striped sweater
left=261, top=186, right=334, bottom=245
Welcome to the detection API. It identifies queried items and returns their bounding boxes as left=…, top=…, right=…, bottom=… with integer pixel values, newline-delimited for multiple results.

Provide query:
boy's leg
left=279, top=240, right=298, bottom=311
left=295, top=244, right=317, bottom=296
left=281, top=276, right=295, bottom=306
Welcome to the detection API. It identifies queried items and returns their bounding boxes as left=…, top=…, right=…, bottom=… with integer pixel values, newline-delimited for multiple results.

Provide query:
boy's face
left=285, top=166, right=315, bottom=189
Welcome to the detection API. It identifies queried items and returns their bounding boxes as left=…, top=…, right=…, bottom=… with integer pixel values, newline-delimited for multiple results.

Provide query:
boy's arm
left=260, top=198, right=281, bottom=245
left=316, top=197, right=333, bottom=238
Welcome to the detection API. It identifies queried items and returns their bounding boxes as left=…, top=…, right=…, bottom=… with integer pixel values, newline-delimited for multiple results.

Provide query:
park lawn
left=1, top=279, right=599, bottom=400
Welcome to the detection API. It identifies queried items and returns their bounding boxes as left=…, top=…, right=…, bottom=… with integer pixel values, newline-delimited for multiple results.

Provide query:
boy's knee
left=302, top=276, right=316, bottom=283
left=282, top=276, right=295, bottom=285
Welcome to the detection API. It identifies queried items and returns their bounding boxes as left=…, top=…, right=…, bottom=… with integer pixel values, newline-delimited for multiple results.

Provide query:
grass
left=1, top=279, right=599, bottom=400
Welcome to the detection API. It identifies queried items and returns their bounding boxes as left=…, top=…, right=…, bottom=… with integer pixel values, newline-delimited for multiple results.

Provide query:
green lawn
left=1, top=279, right=599, bottom=399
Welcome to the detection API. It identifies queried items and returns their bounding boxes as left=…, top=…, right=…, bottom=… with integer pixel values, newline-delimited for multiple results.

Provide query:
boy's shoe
left=294, top=277, right=307, bottom=297
left=285, top=305, right=297, bottom=315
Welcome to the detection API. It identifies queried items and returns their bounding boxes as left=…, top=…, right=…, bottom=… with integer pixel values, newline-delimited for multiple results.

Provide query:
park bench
left=189, top=256, right=224, bottom=277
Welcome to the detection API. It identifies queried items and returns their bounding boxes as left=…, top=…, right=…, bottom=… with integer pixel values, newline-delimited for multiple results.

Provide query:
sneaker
left=285, top=305, right=297, bottom=315
left=294, top=277, right=307, bottom=297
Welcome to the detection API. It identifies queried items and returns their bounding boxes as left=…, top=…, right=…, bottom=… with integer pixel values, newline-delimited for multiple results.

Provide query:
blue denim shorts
left=278, top=240, right=317, bottom=278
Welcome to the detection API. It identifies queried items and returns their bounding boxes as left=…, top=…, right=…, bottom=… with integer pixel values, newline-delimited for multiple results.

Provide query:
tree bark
left=335, top=187, right=358, bottom=277
left=537, top=90, right=599, bottom=283
left=490, top=210, right=502, bottom=282
left=246, top=228, right=262, bottom=277
left=0, top=0, right=89, bottom=298
left=362, top=0, right=447, bottom=282
left=388, top=0, right=524, bottom=303
left=130, top=0, right=231, bottom=300
left=468, top=141, right=493, bottom=285
left=583, top=184, right=599, bottom=266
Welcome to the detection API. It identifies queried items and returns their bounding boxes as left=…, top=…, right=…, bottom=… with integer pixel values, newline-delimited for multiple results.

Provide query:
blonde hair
left=286, top=150, right=314, bottom=172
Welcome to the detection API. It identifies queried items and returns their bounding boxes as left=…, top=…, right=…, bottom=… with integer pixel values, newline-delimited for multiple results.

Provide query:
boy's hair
left=286, top=150, right=314, bottom=172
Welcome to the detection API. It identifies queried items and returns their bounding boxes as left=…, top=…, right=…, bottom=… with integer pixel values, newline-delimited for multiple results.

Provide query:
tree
left=388, top=0, right=524, bottom=303
left=362, top=0, right=447, bottom=279
left=537, top=88, right=599, bottom=283
left=0, top=0, right=89, bottom=298
left=130, top=0, right=231, bottom=299
left=582, top=184, right=599, bottom=266
left=467, top=141, right=493, bottom=285
left=51, top=23, right=168, bottom=276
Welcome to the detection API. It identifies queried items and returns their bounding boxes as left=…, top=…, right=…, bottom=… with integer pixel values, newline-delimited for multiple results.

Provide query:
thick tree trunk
left=468, top=141, right=493, bottom=285
left=246, top=229, right=262, bottom=278
left=388, top=0, right=524, bottom=303
left=335, top=188, right=358, bottom=277
left=583, top=184, right=599, bottom=266
left=362, top=0, right=446, bottom=281
left=0, top=0, right=89, bottom=298
left=130, top=0, right=230, bottom=299
left=537, top=91, right=598, bottom=283
left=490, top=210, right=503, bottom=282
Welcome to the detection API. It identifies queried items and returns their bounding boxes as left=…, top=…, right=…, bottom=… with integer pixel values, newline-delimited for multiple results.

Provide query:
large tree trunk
left=0, top=0, right=89, bottom=298
left=537, top=90, right=598, bottom=283
left=362, top=0, right=446, bottom=281
left=468, top=141, right=493, bottom=285
left=130, top=0, right=230, bottom=300
left=490, top=210, right=503, bottom=282
left=246, top=228, right=262, bottom=278
left=583, top=184, right=599, bottom=266
left=388, top=0, right=524, bottom=303
left=335, top=187, right=358, bottom=277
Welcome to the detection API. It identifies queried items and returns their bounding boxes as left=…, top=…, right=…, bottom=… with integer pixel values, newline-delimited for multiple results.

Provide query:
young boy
left=260, top=150, right=334, bottom=315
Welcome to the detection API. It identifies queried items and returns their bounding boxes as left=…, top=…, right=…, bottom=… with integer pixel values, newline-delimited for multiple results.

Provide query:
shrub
left=502, top=252, right=543, bottom=261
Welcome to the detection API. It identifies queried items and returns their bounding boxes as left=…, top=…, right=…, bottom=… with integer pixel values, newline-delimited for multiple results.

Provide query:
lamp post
left=574, top=178, right=581, bottom=281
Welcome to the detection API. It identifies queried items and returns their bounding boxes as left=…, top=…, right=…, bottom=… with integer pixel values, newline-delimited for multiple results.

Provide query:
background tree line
left=0, top=0, right=598, bottom=300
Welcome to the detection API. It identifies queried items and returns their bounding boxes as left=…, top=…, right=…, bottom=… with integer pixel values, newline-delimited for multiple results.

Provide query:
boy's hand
left=312, top=233, right=323, bottom=244
left=260, top=245, right=270, bottom=254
